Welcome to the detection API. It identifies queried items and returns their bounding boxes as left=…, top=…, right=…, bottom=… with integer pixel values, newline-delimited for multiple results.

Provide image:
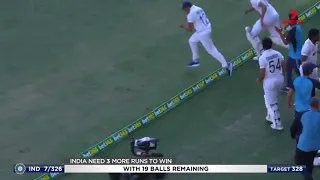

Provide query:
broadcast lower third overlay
left=14, top=158, right=306, bottom=174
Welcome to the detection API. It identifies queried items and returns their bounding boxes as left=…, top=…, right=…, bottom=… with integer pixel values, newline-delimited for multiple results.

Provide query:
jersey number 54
left=268, top=59, right=281, bottom=73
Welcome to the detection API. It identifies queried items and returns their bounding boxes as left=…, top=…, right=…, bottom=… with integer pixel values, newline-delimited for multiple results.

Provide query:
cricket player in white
left=245, top=0, right=288, bottom=60
left=299, top=28, right=319, bottom=80
left=180, top=1, right=232, bottom=76
left=257, top=37, right=285, bottom=130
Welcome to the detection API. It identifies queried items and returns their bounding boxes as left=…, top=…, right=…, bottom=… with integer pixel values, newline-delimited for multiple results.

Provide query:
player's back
left=260, top=49, right=284, bottom=79
left=187, top=5, right=211, bottom=32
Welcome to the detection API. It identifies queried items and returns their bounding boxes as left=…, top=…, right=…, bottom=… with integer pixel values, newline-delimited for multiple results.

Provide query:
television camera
left=109, top=137, right=166, bottom=180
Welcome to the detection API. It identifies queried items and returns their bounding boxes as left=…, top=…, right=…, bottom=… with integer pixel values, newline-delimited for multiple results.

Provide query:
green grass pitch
left=1, top=0, right=319, bottom=180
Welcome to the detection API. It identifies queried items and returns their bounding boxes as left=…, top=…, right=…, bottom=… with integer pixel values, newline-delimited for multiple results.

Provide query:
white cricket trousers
left=263, top=76, right=284, bottom=105
left=247, top=13, right=287, bottom=58
left=251, top=13, right=281, bottom=38
left=189, top=28, right=228, bottom=67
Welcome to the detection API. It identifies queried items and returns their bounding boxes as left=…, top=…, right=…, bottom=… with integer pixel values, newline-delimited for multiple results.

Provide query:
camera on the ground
left=109, top=137, right=166, bottom=180
left=130, top=137, right=159, bottom=156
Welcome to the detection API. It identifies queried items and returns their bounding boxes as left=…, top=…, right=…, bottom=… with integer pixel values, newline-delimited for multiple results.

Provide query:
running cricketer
left=299, top=28, right=319, bottom=80
left=257, top=37, right=285, bottom=130
left=180, top=1, right=232, bottom=76
left=245, top=0, right=288, bottom=60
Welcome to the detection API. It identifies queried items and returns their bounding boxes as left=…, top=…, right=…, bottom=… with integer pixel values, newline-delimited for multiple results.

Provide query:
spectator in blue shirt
left=295, top=97, right=320, bottom=180
left=275, top=13, right=303, bottom=92
left=287, top=63, right=320, bottom=141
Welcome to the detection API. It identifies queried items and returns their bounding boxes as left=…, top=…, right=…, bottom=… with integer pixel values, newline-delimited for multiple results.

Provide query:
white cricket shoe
left=270, top=123, right=284, bottom=131
left=265, top=115, right=272, bottom=123
left=313, top=157, right=320, bottom=166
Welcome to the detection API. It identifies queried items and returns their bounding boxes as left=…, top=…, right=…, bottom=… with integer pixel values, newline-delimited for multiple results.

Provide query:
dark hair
left=262, top=37, right=272, bottom=50
left=302, top=63, right=317, bottom=76
left=310, top=97, right=320, bottom=108
left=308, top=28, right=319, bottom=39
left=303, top=68, right=312, bottom=76
left=182, top=1, right=193, bottom=9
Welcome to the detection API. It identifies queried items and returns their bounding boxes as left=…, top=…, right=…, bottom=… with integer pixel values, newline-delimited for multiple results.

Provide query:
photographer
left=295, top=97, right=320, bottom=180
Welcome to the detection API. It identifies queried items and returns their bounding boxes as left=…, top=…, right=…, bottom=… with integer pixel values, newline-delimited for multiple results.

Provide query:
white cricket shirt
left=187, top=5, right=211, bottom=32
left=250, top=0, right=277, bottom=16
left=301, top=38, right=318, bottom=64
left=259, top=49, right=284, bottom=79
